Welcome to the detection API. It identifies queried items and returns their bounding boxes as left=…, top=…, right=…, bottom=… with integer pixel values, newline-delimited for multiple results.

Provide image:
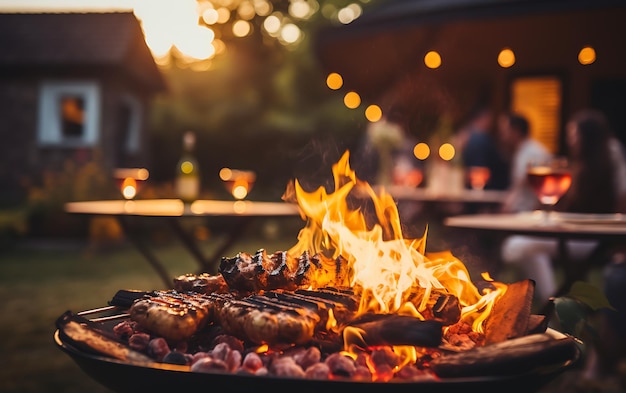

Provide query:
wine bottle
left=175, top=131, right=200, bottom=203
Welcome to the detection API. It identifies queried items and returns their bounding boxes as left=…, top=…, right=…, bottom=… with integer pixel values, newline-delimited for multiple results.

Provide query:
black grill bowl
left=54, top=329, right=581, bottom=393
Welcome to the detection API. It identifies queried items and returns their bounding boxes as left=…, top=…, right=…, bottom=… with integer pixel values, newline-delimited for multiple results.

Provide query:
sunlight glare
left=133, top=0, right=215, bottom=60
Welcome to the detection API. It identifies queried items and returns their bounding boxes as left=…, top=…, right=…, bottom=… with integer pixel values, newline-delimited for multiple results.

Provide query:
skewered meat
left=219, top=249, right=350, bottom=293
left=128, top=291, right=216, bottom=342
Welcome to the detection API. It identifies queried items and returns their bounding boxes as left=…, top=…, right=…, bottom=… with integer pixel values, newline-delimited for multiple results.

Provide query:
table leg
left=167, top=219, right=211, bottom=272
left=167, top=217, right=254, bottom=274
left=202, top=217, right=253, bottom=274
left=118, top=216, right=173, bottom=288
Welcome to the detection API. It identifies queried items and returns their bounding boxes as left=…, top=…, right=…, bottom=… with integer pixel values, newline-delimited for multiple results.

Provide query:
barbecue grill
left=54, top=291, right=582, bottom=393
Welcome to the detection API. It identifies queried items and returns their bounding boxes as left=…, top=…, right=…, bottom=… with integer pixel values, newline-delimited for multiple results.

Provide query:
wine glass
left=219, top=168, right=256, bottom=200
left=526, top=157, right=572, bottom=225
left=468, top=166, right=491, bottom=191
left=392, top=156, right=423, bottom=187
left=113, top=168, right=149, bottom=200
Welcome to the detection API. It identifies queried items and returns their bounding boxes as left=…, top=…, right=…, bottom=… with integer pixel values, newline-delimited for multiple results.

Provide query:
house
left=0, top=12, right=167, bottom=205
left=314, top=0, right=626, bottom=153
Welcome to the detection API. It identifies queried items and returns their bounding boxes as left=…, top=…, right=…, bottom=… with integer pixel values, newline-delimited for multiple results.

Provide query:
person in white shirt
left=497, top=110, right=624, bottom=302
left=497, top=113, right=553, bottom=214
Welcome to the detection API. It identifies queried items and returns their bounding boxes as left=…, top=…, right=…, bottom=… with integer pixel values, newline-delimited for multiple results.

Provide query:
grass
left=0, top=219, right=298, bottom=393
left=0, top=218, right=623, bottom=393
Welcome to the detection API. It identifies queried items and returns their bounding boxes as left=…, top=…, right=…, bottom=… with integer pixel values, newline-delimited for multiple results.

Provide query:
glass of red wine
left=467, top=166, right=491, bottom=191
left=526, top=157, right=572, bottom=225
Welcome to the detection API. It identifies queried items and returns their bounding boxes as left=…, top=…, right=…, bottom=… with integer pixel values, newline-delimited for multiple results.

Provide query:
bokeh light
left=578, top=46, right=596, bottom=65
left=498, top=48, right=516, bottom=68
left=424, top=51, right=442, bottom=69
left=343, top=91, right=361, bottom=109
left=326, top=72, right=343, bottom=90
left=413, top=143, right=430, bottom=160
left=365, top=105, right=382, bottom=122
left=439, top=143, right=456, bottom=161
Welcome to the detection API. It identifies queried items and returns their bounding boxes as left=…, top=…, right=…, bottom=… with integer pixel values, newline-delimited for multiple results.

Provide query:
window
left=37, top=81, right=100, bottom=147
left=510, top=76, right=562, bottom=154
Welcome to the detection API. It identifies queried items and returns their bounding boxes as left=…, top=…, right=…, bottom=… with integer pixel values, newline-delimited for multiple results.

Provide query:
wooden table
left=381, top=185, right=508, bottom=205
left=65, top=199, right=301, bottom=286
left=444, top=211, right=626, bottom=297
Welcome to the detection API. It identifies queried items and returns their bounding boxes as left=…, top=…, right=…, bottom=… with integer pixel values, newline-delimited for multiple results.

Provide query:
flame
left=288, top=151, right=505, bottom=329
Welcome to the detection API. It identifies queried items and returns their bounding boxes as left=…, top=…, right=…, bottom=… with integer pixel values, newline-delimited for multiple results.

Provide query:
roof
left=320, top=0, right=626, bottom=36
left=313, top=0, right=626, bottom=100
left=0, top=12, right=166, bottom=93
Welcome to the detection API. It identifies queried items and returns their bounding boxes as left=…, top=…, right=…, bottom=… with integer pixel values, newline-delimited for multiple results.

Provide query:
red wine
left=527, top=167, right=572, bottom=205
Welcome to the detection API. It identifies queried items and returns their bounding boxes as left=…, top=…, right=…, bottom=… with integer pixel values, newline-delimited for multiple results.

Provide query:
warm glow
left=365, top=105, right=383, bottom=122
left=121, top=177, right=137, bottom=199
left=238, top=1, right=256, bottom=20
left=498, top=48, right=516, bottom=68
left=263, top=14, right=281, bottom=34
left=232, top=185, right=249, bottom=199
left=343, top=91, right=361, bottom=109
left=220, top=168, right=256, bottom=200
left=439, top=143, right=455, bottom=161
left=114, top=168, right=149, bottom=179
left=233, top=20, right=252, bottom=37
left=114, top=168, right=149, bottom=200
left=202, top=8, right=219, bottom=25
left=279, top=23, right=301, bottom=44
left=413, top=143, right=430, bottom=160
left=337, top=3, right=362, bottom=24
left=326, top=72, right=343, bottom=90
left=133, top=0, right=213, bottom=60
left=289, top=0, right=312, bottom=19
left=219, top=167, right=233, bottom=181
left=578, top=46, right=596, bottom=65
left=216, top=7, right=231, bottom=23
left=288, top=151, right=505, bottom=335
left=180, top=160, right=195, bottom=174
left=424, top=51, right=441, bottom=69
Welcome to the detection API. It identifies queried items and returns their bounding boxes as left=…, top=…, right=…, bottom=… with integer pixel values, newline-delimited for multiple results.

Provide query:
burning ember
left=57, top=150, right=580, bottom=384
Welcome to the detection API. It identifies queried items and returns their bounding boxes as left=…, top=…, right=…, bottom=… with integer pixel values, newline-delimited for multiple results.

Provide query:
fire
left=288, top=150, right=506, bottom=331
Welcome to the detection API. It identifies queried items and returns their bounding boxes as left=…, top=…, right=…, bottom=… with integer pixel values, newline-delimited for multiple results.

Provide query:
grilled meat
left=173, top=273, right=229, bottom=294
left=129, top=291, right=216, bottom=342
left=215, top=288, right=358, bottom=346
left=219, top=249, right=351, bottom=293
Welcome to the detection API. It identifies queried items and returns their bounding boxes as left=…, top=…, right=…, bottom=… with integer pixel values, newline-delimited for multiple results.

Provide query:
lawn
left=0, top=219, right=623, bottom=393
left=0, top=220, right=298, bottom=393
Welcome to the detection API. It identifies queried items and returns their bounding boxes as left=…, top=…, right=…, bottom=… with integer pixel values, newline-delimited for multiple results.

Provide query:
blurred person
left=498, top=112, right=553, bottom=213
left=499, top=109, right=624, bottom=302
left=456, top=106, right=510, bottom=190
